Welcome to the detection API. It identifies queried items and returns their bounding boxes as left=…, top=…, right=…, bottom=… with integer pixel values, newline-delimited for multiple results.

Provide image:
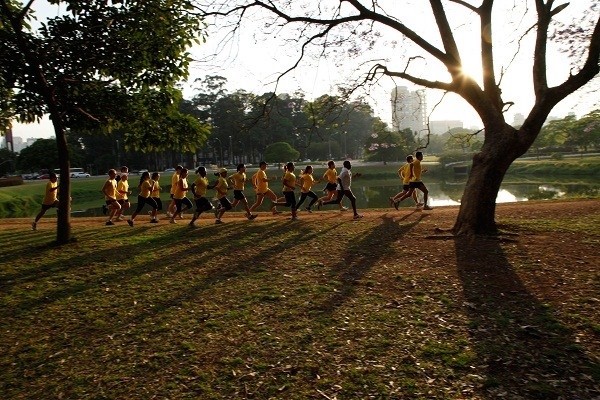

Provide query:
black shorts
left=409, top=181, right=426, bottom=190
left=174, top=197, right=193, bottom=212
left=283, top=191, right=297, bottom=210
left=233, top=190, right=246, bottom=201
left=117, top=199, right=130, bottom=206
left=325, top=182, right=337, bottom=192
left=403, top=184, right=410, bottom=191
left=41, top=201, right=58, bottom=211
left=106, top=199, right=118, bottom=206
left=218, top=197, right=233, bottom=211
left=194, top=197, right=213, bottom=212
left=134, top=195, right=158, bottom=213
left=152, top=197, right=163, bottom=211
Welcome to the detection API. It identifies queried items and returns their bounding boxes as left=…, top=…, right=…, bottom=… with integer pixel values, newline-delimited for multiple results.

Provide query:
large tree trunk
left=452, top=123, right=522, bottom=236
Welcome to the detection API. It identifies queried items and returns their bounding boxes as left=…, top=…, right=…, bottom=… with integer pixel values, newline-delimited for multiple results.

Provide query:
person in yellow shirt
left=127, top=171, right=159, bottom=226
left=102, top=169, right=121, bottom=225
left=271, top=162, right=299, bottom=220
left=318, top=160, right=348, bottom=211
left=389, top=155, right=420, bottom=210
left=213, top=167, right=234, bottom=224
left=32, top=172, right=60, bottom=230
left=188, top=166, right=214, bottom=226
left=249, top=161, right=280, bottom=214
left=166, top=165, right=183, bottom=218
left=150, top=172, right=163, bottom=218
left=114, top=173, right=131, bottom=221
left=296, top=165, right=320, bottom=212
left=396, top=151, right=432, bottom=210
left=169, top=168, right=194, bottom=223
left=229, top=163, right=257, bottom=220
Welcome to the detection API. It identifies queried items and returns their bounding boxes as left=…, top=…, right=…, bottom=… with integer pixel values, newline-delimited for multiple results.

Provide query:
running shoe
left=248, top=214, right=258, bottom=220
left=353, top=214, right=363, bottom=220
left=31, top=222, right=36, bottom=231
left=340, top=206, right=349, bottom=212
left=394, top=201, right=400, bottom=211
left=106, top=220, right=114, bottom=226
left=215, top=219, right=223, bottom=224
left=127, top=219, right=133, bottom=227
left=305, top=207, right=312, bottom=213
left=150, top=219, right=159, bottom=223
left=423, top=205, right=433, bottom=210
left=170, top=219, right=177, bottom=224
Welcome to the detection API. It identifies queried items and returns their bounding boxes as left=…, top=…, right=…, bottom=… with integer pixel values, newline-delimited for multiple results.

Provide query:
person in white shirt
left=317, top=160, right=363, bottom=219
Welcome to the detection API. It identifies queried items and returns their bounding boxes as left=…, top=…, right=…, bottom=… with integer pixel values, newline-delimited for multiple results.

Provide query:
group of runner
left=32, top=152, right=432, bottom=230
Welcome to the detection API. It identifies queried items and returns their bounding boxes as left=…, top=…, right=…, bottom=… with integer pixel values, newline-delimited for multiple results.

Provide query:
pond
left=63, top=176, right=598, bottom=218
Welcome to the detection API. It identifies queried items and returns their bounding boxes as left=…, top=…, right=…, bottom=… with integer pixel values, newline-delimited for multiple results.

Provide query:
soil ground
left=1, top=199, right=599, bottom=399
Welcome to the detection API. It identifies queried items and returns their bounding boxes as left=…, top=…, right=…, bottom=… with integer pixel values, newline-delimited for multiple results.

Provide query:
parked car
left=38, top=174, right=50, bottom=179
left=164, top=167, right=176, bottom=172
left=71, top=172, right=91, bottom=178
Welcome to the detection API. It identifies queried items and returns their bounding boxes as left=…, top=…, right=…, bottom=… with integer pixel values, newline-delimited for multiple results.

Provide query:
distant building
left=428, top=120, right=464, bottom=135
left=12, top=136, right=24, bottom=153
left=512, top=113, right=525, bottom=127
left=390, top=86, right=427, bottom=134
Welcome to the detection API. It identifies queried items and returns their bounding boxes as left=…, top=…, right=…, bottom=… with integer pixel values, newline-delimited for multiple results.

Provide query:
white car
left=71, top=172, right=91, bottom=178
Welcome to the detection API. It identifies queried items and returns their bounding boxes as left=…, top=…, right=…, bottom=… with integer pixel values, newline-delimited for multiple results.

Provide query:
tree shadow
left=316, top=213, right=429, bottom=315
left=454, top=236, right=599, bottom=399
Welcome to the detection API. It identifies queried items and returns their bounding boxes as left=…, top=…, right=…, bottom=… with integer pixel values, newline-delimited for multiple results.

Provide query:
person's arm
left=409, top=164, right=415, bottom=179
left=337, top=177, right=344, bottom=191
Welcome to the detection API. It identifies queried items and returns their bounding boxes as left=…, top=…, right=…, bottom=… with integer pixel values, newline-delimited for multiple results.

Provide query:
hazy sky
left=10, top=1, right=600, bottom=140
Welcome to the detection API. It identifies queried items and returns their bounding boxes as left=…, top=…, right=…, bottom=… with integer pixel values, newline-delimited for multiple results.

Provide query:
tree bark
left=452, top=123, right=521, bottom=236
left=55, top=125, right=71, bottom=244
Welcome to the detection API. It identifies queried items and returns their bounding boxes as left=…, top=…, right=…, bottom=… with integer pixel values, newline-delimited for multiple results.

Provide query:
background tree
left=0, top=147, right=16, bottom=175
left=15, top=138, right=58, bottom=172
left=263, top=141, right=300, bottom=164
left=199, top=1, right=600, bottom=235
left=1, top=0, right=204, bottom=243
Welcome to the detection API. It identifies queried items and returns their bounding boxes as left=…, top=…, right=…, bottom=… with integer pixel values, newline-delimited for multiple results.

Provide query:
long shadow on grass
left=455, top=236, right=598, bottom=399
left=316, top=213, right=429, bottom=314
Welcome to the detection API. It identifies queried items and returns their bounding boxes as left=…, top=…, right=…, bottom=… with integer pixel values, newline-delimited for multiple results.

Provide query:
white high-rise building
left=390, top=86, right=427, bottom=134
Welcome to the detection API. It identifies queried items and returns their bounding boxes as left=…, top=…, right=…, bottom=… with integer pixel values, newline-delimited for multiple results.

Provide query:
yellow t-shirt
left=193, top=176, right=209, bottom=197
left=173, top=177, right=188, bottom=199
left=43, top=181, right=58, bottom=205
left=254, top=170, right=268, bottom=193
left=399, top=163, right=411, bottom=185
left=150, top=179, right=161, bottom=198
left=170, top=172, right=180, bottom=195
left=104, top=179, right=117, bottom=201
left=323, top=168, right=337, bottom=184
left=411, top=159, right=423, bottom=182
left=300, top=173, right=315, bottom=193
left=230, top=171, right=246, bottom=190
left=215, top=176, right=228, bottom=199
left=283, top=171, right=296, bottom=192
left=139, top=180, right=153, bottom=198
left=116, top=180, right=129, bottom=200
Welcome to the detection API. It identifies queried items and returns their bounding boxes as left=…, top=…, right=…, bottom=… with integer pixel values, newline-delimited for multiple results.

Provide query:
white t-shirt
left=337, top=167, right=352, bottom=190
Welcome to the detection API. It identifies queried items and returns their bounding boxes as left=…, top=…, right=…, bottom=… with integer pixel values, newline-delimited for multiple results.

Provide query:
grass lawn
left=0, top=200, right=599, bottom=399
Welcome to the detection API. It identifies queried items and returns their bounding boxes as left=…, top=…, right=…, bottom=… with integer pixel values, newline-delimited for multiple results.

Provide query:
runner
left=149, top=172, right=163, bottom=219
left=127, top=171, right=159, bottom=226
left=317, top=160, right=363, bottom=219
left=170, top=168, right=193, bottom=223
left=166, top=165, right=183, bottom=218
left=188, top=166, right=214, bottom=227
left=102, top=169, right=121, bottom=225
left=229, top=163, right=257, bottom=220
left=31, top=172, right=59, bottom=231
left=213, top=167, right=233, bottom=224
left=390, top=155, right=420, bottom=210
left=114, top=173, right=131, bottom=221
left=249, top=161, right=280, bottom=215
left=397, top=151, right=433, bottom=210
left=102, top=165, right=128, bottom=215
left=296, top=165, right=320, bottom=212
left=271, top=162, right=299, bottom=220
left=318, top=160, right=348, bottom=211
